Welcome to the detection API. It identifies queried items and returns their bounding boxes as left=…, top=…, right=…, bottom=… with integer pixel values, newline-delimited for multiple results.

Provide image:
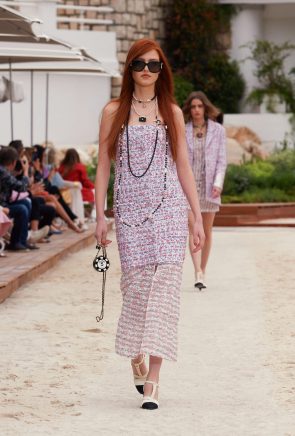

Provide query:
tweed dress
left=193, top=133, right=219, bottom=213
left=114, top=124, right=188, bottom=361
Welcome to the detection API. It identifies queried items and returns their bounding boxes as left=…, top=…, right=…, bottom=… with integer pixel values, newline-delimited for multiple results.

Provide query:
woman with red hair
left=95, top=39, right=205, bottom=410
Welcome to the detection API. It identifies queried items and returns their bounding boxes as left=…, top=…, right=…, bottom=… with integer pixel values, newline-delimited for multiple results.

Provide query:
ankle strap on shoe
left=132, top=354, right=146, bottom=377
left=145, top=380, right=159, bottom=398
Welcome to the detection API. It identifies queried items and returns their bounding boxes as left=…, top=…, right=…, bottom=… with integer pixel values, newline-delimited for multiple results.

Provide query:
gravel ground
left=0, top=228, right=294, bottom=436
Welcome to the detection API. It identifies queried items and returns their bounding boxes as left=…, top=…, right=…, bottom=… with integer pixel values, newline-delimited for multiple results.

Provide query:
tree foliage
left=165, top=0, right=245, bottom=113
left=244, top=40, right=295, bottom=112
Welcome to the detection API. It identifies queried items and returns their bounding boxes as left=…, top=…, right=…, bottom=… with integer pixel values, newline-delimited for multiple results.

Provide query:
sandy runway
left=0, top=228, right=294, bottom=436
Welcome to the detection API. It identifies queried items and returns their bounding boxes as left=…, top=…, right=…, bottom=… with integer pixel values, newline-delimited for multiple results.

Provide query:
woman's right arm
left=95, top=102, right=118, bottom=246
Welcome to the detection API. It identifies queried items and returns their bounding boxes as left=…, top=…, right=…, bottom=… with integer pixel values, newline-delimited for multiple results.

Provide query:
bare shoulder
left=102, top=100, right=120, bottom=119
left=171, top=104, right=183, bottom=117
left=171, top=104, right=185, bottom=125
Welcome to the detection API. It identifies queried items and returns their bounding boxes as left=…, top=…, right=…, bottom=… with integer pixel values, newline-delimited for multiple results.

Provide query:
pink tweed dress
left=114, top=124, right=188, bottom=361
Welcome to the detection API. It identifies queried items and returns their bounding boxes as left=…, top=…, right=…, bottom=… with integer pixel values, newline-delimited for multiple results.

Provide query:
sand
left=0, top=227, right=294, bottom=436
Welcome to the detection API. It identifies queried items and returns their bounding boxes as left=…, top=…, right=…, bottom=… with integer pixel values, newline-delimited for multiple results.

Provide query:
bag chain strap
left=94, top=244, right=109, bottom=323
left=96, top=266, right=106, bottom=322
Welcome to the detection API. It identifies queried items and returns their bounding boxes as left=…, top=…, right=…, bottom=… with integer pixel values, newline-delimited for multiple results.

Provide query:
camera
left=14, top=159, right=23, bottom=172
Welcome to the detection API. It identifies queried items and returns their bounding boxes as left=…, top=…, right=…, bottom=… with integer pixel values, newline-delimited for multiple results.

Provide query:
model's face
left=190, top=98, right=205, bottom=121
left=131, top=49, right=161, bottom=87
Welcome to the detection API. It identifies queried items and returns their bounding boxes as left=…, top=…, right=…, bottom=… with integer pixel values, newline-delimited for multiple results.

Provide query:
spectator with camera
left=0, top=146, right=37, bottom=251
left=8, top=141, right=53, bottom=243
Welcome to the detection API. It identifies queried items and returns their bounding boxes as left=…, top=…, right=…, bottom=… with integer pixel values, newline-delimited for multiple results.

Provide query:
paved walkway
left=0, top=228, right=294, bottom=436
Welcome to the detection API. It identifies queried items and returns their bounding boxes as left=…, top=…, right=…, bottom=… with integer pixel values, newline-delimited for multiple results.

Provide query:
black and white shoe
left=194, top=272, right=207, bottom=290
left=132, top=355, right=147, bottom=395
left=141, top=381, right=159, bottom=410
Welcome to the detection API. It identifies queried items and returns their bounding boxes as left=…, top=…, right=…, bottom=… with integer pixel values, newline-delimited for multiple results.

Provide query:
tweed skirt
left=115, top=263, right=183, bottom=361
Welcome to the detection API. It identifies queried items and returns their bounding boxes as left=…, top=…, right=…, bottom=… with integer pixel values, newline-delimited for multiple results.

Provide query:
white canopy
left=0, top=4, right=109, bottom=142
left=0, top=5, right=103, bottom=67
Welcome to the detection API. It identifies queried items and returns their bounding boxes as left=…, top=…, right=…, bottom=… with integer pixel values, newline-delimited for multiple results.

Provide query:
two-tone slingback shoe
left=194, top=271, right=207, bottom=290
left=141, top=380, right=159, bottom=410
left=132, top=355, right=148, bottom=395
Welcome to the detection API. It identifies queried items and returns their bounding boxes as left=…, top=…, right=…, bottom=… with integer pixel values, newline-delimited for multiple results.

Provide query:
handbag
left=93, top=244, right=110, bottom=322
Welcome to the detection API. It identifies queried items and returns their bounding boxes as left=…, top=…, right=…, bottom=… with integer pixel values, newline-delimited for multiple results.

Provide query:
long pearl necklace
left=115, top=123, right=169, bottom=228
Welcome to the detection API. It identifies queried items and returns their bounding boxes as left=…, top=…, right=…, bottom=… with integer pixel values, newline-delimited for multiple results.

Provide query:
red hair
left=107, top=39, right=178, bottom=160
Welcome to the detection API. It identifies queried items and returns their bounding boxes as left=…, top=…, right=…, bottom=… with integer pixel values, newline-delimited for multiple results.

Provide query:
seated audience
left=30, top=145, right=83, bottom=233
left=47, top=147, right=86, bottom=227
left=58, top=148, right=95, bottom=204
left=0, top=147, right=36, bottom=251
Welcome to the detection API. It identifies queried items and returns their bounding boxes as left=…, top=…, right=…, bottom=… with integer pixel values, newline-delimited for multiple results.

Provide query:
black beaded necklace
left=126, top=122, right=159, bottom=178
left=115, top=122, right=169, bottom=228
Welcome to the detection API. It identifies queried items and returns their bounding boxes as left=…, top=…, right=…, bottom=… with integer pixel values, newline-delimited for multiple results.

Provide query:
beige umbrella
left=0, top=4, right=106, bottom=142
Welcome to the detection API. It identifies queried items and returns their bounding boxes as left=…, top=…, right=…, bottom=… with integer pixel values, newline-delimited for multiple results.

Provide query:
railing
left=56, top=4, right=114, bottom=29
left=0, top=1, right=114, bottom=29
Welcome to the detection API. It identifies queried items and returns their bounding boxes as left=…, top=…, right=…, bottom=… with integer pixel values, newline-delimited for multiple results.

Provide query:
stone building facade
left=58, top=0, right=172, bottom=96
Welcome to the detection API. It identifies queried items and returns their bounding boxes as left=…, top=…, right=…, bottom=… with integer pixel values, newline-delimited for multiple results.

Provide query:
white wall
left=228, top=2, right=295, bottom=112
left=224, top=113, right=292, bottom=143
left=0, top=1, right=118, bottom=147
left=263, top=4, right=295, bottom=74
left=230, top=5, right=264, bottom=102
left=0, top=72, right=110, bottom=147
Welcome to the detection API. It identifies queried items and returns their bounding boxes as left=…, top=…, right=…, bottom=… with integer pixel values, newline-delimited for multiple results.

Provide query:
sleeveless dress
left=114, top=124, right=188, bottom=361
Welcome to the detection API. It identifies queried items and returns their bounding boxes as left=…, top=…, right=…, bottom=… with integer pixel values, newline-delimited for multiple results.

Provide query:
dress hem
left=115, top=348, right=177, bottom=362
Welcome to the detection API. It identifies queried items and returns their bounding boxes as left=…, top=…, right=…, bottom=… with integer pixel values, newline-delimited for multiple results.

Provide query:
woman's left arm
left=212, top=126, right=227, bottom=198
left=174, top=107, right=205, bottom=252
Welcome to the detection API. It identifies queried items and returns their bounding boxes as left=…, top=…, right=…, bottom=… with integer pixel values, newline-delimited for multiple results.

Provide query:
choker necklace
left=133, top=93, right=156, bottom=108
left=132, top=97, right=157, bottom=123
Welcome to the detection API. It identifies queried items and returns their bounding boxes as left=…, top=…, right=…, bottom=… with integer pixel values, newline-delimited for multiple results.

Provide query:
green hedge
left=174, top=74, right=194, bottom=108
left=87, top=158, right=115, bottom=209
left=223, top=149, right=295, bottom=203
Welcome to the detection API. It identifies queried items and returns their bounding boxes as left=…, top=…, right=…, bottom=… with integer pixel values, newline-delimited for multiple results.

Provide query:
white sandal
left=141, top=380, right=159, bottom=410
left=132, top=355, right=148, bottom=395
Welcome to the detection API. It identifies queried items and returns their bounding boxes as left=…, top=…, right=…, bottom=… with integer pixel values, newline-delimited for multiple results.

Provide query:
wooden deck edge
left=214, top=220, right=295, bottom=228
left=0, top=221, right=113, bottom=304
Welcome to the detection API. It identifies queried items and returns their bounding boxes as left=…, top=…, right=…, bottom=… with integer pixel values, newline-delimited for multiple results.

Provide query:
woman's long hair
left=60, top=148, right=80, bottom=177
left=107, top=39, right=178, bottom=160
left=182, top=91, right=222, bottom=124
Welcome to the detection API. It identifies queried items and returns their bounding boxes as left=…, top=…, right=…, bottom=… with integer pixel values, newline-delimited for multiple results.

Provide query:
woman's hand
left=192, top=219, right=205, bottom=253
left=212, top=186, right=222, bottom=198
left=95, top=217, right=112, bottom=247
left=30, top=181, right=45, bottom=195
left=21, top=155, right=29, bottom=177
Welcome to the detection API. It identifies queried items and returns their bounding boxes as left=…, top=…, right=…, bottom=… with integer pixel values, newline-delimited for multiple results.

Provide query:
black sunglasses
left=130, top=60, right=163, bottom=73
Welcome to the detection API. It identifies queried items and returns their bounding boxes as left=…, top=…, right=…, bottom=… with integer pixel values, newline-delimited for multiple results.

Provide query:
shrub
left=203, top=54, right=245, bottom=113
left=244, top=40, right=295, bottom=112
left=223, top=149, right=295, bottom=203
left=223, top=188, right=293, bottom=203
left=174, top=74, right=194, bottom=108
left=87, top=156, right=115, bottom=210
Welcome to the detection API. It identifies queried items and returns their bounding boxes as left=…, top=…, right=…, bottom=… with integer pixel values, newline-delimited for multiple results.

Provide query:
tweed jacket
left=186, top=119, right=227, bottom=205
